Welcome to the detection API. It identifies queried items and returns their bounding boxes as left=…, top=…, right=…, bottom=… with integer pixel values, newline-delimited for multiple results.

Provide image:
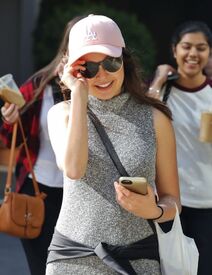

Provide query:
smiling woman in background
left=148, top=20, right=212, bottom=275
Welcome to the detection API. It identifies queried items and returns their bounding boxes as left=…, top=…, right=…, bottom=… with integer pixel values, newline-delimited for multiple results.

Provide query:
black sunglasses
left=80, top=56, right=123, bottom=79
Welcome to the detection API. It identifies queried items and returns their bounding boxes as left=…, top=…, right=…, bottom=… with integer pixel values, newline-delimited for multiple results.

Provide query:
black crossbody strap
left=87, top=107, right=156, bottom=232
left=162, top=82, right=172, bottom=103
left=88, top=108, right=129, bottom=177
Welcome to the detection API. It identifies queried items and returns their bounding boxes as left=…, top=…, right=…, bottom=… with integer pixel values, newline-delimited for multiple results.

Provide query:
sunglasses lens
left=80, top=56, right=123, bottom=79
left=103, top=57, right=123, bottom=72
left=80, top=62, right=99, bottom=79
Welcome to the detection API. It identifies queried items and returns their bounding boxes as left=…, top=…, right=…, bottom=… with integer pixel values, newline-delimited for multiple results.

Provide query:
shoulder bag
left=0, top=117, right=46, bottom=239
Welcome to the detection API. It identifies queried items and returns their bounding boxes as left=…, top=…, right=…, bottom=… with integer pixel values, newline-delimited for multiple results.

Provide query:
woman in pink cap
left=46, top=14, right=180, bottom=274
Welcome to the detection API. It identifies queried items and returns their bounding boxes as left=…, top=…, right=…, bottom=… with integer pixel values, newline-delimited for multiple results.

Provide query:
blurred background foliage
left=33, top=0, right=156, bottom=78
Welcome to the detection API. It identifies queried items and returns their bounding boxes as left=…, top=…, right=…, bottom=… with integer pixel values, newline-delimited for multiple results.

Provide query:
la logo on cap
left=84, top=30, right=97, bottom=41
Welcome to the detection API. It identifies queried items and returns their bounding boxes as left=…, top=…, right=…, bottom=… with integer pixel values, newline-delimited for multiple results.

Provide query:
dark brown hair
left=171, top=20, right=212, bottom=48
left=122, top=48, right=172, bottom=119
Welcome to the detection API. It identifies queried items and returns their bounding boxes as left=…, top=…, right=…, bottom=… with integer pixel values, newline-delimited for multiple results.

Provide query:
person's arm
left=1, top=103, right=19, bottom=124
left=114, top=109, right=180, bottom=222
left=153, top=108, right=181, bottom=222
left=48, top=61, right=89, bottom=179
left=148, top=64, right=176, bottom=99
left=0, top=79, right=40, bottom=147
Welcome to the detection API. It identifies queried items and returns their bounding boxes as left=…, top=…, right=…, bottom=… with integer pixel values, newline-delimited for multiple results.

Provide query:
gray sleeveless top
left=46, top=92, right=160, bottom=275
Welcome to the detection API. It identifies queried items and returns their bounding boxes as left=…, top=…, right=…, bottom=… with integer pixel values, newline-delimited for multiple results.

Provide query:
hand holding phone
left=118, top=177, right=148, bottom=195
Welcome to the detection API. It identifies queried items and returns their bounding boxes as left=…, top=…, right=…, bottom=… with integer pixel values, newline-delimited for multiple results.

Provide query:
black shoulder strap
left=88, top=108, right=129, bottom=177
left=87, top=107, right=156, bottom=231
left=162, top=81, right=172, bottom=103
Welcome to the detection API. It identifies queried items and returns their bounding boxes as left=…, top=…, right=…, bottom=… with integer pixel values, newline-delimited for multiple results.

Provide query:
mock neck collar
left=88, top=92, right=130, bottom=114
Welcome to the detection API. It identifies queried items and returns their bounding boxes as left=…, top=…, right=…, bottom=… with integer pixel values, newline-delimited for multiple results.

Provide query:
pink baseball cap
left=68, top=14, right=125, bottom=65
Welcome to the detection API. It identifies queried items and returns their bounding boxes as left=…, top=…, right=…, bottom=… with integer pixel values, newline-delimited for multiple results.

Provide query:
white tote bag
left=155, top=206, right=199, bottom=275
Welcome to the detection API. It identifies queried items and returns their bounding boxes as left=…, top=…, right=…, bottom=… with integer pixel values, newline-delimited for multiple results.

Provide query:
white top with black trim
left=162, top=78, right=212, bottom=208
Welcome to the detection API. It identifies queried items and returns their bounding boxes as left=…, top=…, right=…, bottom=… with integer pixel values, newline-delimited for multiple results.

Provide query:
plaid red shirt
left=0, top=78, right=44, bottom=192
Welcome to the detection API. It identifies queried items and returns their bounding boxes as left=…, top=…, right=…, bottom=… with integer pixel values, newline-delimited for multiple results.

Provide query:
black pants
left=20, top=177, right=63, bottom=275
left=180, top=206, right=212, bottom=275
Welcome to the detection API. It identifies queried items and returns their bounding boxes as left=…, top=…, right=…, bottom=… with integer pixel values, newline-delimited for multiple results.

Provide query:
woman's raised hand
left=60, top=60, right=88, bottom=94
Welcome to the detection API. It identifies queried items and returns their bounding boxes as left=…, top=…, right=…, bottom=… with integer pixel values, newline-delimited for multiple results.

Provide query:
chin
left=93, top=90, right=120, bottom=100
left=96, top=94, right=115, bottom=100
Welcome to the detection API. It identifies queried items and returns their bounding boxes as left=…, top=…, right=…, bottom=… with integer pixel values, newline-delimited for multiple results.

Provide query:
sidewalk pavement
left=0, top=233, right=30, bottom=275
left=0, top=169, right=30, bottom=275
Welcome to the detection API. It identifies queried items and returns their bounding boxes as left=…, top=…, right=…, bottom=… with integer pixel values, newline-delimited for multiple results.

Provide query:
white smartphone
left=118, top=177, right=148, bottom=195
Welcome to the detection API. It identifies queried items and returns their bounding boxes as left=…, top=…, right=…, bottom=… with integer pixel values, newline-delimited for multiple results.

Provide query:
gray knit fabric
left=46, top=92, right=161, bottom=274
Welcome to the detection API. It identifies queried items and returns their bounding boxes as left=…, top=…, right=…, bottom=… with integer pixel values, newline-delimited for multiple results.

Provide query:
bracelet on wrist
left=148, top=87, right=160, bottom=94
left=152, top=205, right=164, bottom=221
